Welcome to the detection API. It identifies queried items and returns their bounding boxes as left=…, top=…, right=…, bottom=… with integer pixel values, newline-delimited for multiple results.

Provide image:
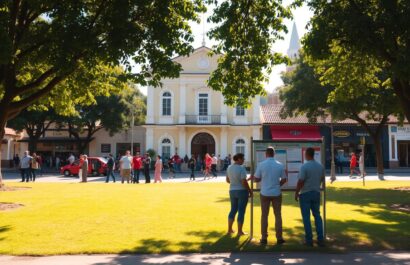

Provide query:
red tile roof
left=261, top=104, right=404, bottom=125
left=4, top=127, right=18, bottom=136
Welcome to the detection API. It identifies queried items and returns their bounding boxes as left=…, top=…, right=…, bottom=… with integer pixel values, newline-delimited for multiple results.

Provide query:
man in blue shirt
left=295, top=147, right=325, bottom=247
left=253, top=147, right=287, bottom=245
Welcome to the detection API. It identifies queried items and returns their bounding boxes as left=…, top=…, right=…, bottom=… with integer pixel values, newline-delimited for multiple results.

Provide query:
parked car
left=60, top=157, right=108, bottom=177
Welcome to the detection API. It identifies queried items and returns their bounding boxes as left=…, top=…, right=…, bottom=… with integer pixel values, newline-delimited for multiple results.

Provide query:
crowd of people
left=226, top=147, right=325, bottom=247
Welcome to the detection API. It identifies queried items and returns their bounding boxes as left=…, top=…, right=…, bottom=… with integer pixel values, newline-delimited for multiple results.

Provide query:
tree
left=57, top=88, right=145, bottom=154
left=206, top=0, right=292, bottom=106
left=304, top=0, right=410, bottom=122
left=0, top=0, right=204, bottom=185
left=7, top=107, right=56, bottom=152
left=280, top=47, right=402, bottom=179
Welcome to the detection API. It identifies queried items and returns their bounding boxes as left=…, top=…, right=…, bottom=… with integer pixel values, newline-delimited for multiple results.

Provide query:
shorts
left=121, top=169, right=131, bottom=178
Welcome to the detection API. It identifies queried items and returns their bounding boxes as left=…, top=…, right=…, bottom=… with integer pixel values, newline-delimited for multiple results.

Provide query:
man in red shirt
left=349, top=152, right=360, bottom=178
left=132, top=152, right=143, bottom=183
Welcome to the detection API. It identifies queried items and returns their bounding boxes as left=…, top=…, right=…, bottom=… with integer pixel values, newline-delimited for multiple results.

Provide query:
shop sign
left=333, top=130, right=351, bottom=138
left=397, top=126, right=410, bottom=135
left=356, top=132, right=370, bottom=137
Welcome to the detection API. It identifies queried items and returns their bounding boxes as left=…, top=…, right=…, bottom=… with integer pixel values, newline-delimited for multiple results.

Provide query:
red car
left=60, top=157, right=108, bottom=177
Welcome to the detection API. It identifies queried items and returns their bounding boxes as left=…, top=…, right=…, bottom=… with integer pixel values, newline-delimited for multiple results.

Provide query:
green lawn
left=0, top=180, right=409, bottom=255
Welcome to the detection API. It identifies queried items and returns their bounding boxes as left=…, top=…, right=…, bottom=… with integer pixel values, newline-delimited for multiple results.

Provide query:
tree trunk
left=392, top=79, right=410, bottom=122
left=373, top=134, right=385, bottom=180
left=0, top=120, right=6, bottom=188
left=28, top=137, right=39, bottom=152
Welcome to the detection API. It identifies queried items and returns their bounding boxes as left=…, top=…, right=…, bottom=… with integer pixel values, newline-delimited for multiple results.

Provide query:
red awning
left=270, top=125, right=322, bottom=141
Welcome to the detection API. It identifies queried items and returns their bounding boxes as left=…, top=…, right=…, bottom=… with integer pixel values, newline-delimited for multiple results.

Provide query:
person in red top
left=349, top=152, right=360, bottom=178
left=132, top=152, right=143, bottom=183
left=204, top=153, right=213, bottom=180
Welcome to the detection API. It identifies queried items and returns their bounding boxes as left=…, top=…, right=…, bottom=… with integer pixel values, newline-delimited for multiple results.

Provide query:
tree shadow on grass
left=0, top=225, right=11, bottom=242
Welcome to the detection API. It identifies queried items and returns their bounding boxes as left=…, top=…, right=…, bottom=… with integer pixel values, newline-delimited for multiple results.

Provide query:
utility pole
left=330, top=118, right=336, bottom=183
left=131, top=112, right=135, bottom=156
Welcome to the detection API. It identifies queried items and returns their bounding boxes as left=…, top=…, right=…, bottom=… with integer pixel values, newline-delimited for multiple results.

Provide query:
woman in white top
left=226, top=153, right=252, bottom=236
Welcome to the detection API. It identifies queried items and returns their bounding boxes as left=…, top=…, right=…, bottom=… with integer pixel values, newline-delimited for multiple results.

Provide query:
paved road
left=0, top=252, right=409, bottom=265
left=1, top=170, right=410, bottom=183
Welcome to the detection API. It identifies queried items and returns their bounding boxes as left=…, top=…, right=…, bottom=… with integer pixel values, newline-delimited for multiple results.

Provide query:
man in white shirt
left=253, top=146, right=287, bottom=245
left=120, top=150, right=133, bottom=184
left=67, top=153, right=75, bottom=165
left=20, top=151, right=32, bottom=182
left=211, top=154, right=218, bottom=177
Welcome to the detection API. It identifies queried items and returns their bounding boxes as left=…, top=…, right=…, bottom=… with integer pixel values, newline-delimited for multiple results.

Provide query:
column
left=252, top=126, right=261, bottom=140
left=6, top=138, right=12, bottom=160
left=220, top=127, right=228, bottom=157
left=146, top=86, right=155, bottom=124
left=220, top=93, right=227, bottom=124
left=179, top=82, right=186, bottom=123
left=178, top=127, right=186, bottom=156
left=146, top=127, right=154, bottom=150
left=252, top=95, right=261, bottom=124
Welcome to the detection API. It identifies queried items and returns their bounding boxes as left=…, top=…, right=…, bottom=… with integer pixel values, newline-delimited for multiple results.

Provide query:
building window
left=162, top=92, right=172, bottom=116
left=235, top=106, right=245, bottom=116
left=235, top=138, right=246, bottom=155
left=101, top=144, right=111, bottom=153
left=198, top=93, right=208, bottom=116
left=161, top=138, right=172, bottom=160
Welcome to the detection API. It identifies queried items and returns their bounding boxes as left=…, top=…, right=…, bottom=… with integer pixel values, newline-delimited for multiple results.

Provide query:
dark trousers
left=31, top=168, right=37, bottom=181
left=211, top=164, right=217, bottom=177
left=21, top=168, right=31, bottom=182
left=144, top=166, right=150, bottom=183
left=133, top=169, right=140, bottom=183
left=106, top=169, right=116, bottom=182
left=190, top=167, right=195, bottom=180
left=299, top=191, right=324, bottom=244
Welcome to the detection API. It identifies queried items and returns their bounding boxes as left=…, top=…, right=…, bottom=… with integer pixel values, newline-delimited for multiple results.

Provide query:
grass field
left=0, top=180, right=409, bottom=255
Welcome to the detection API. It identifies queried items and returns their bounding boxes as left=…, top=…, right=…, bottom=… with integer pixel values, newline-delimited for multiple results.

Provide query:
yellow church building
left=145, top=46, right=262, bottom=165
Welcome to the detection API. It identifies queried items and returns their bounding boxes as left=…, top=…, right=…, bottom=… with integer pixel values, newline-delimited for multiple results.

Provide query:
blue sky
left=138, top=1, right=312, bottom=95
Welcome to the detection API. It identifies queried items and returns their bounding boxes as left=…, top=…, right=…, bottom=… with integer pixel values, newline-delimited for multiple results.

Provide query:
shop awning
left=270, top=125, right=322, bottom=141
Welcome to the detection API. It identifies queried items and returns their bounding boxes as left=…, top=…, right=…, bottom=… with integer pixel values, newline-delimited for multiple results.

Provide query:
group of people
left=226, top=147, right=325, bottom=247
left=17, top=151, right=42, bottom=182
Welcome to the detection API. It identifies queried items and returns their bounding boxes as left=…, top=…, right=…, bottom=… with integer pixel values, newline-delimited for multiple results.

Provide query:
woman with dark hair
left=226, top=153, right=252, bottom=236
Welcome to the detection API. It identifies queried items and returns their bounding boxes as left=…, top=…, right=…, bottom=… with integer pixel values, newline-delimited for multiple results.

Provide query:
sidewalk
left=0, top=252, right=409, bottom=265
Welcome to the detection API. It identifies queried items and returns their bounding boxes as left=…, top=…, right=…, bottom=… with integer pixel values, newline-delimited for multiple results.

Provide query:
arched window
left=234, top=138, right=246, bottom=155
left=162, top=92, right=172, bottom=116
left=161, top=138, right=172, bottom=159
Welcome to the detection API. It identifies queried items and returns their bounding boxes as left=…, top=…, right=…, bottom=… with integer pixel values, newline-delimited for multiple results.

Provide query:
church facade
left=144, top=46, right=262, bottom=165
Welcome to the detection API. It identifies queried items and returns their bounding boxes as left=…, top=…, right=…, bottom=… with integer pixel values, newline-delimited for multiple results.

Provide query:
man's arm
left=252, top=165, right=262, bottom=183
left=294, top=179, right=304, bottom=201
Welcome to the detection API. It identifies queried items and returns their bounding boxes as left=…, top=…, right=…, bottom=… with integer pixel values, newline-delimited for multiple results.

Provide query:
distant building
left=286, top=22, right=301, bottom=72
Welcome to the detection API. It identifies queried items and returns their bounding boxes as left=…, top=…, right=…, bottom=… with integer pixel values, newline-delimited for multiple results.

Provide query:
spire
left=287, top=22, right=301, bottom=59
left=201, top=12, right=206, bottom=47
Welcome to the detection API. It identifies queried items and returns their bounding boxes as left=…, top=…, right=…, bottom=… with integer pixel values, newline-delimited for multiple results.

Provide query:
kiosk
left=249, top=137, right=327, bottom=239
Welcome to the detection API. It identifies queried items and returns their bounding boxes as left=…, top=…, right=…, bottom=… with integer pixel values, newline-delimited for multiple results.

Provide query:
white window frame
left=232, top=137, right=247, bottom=160
left=234, top=105, right=246, bottom=116
left=158, top=135, right=174, bottom=160
left=159, top=90, right=174, bottom=124
left=196, top=92, right=211, bottom=124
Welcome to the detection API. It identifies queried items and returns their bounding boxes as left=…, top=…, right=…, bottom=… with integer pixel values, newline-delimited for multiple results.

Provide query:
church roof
left=287, top=22, right=301, bottom=56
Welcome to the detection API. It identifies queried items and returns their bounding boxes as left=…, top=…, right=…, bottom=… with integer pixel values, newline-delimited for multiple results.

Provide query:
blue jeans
left=299, top=191, right=324, bottom=244
left=106, top=169, right=115, bottom=182
left=133, top=169, right=140, bottom=183
left=228, top=190, right=249, bottom=224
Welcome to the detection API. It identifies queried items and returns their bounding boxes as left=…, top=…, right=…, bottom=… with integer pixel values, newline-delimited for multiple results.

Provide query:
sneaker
left=277, top=239, right=286, bottom=245
left=317, top=240, right=326, bottom=247
left=259, top=239, right=268, bottom=245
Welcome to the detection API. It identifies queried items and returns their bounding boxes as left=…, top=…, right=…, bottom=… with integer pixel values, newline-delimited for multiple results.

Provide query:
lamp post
left=130, top=111, right=135, bottom=156
left=330, top=118, right=336, bottom=183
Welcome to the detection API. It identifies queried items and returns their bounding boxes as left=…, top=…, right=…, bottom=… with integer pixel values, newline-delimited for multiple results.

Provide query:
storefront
left=320, top=125, right=389, bottom=169
left=388, top=125, right=410, bottom=168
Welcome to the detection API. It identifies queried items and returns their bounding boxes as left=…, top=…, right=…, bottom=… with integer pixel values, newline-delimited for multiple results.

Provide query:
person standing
left=167, top=158, right=175, bottom=179
left=188, top=155, right=196, bottom=181
left=252, top=147, right=287, bottom=245
left=106, top=153, right=116, bottom=183
left=359, top=151, right=366, bottom=178
left=204, top=153, right=212, bottom=180
left=67, top=153, right=75, bottom=165
left=120, top=151, right=133, bottom=184
left=172, top=153, right=181, bottom=172
left=143, top=153, right=151, bottom=183
left=132, top=152, right=142, bottom=183
left=20, top=151, right=32, bottom=182
left=80, top=155, right=89, bottom=183
left=211, top=154, right=218, bottom=178
left=14, top=154, right=20, bottom=169
left=226, top=153, right=252, bottom=236
left=31, top=152, right=40, bottom=182
left=295, top=148, right=325, bottom=247
left=154, top=155, right=163, bottom=183
left=349, top=152, right=360, bottom=178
